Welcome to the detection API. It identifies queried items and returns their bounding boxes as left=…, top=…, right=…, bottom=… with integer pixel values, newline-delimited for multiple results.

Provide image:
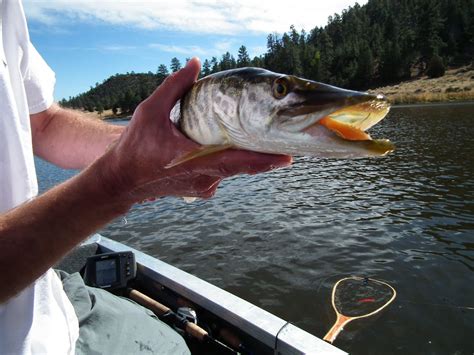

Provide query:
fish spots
left=221, top=100, right=229, bottom=114
left=134, top=340, right=153, bottom=353
left=196, top=102, right=205, bottom=113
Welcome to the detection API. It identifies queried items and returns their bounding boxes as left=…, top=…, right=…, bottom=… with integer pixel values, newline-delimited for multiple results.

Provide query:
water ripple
left=36, top=104, right=474, bottom=355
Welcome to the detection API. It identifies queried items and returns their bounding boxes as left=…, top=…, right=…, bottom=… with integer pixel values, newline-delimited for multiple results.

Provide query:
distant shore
left=74, top=65, right=474, bottom=120
left=369, top=65, right=474, bottom=105
left=72, top=109, right=130, bottom=121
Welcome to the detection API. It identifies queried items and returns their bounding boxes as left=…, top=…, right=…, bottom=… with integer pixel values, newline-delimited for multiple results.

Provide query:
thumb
left=146, top=57, right=201, bottom=113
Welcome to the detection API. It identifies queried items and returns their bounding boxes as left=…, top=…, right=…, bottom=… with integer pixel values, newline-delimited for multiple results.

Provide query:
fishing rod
left=83, top=252, right=247, bottom=353
left=127, top=288, right=240, bottom=354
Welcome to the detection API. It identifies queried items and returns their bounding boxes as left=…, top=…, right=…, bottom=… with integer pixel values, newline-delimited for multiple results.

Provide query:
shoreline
left=77, top=99, right=474, bottom=121
left=382, top=91, right=474, bottom=105
left=369, top=65, right=474, bottom=105
left=391, top=100, right=474, bottom=109
left=73, top=65, right=473, bottom=120
left=70, top=109, right=131, bottom=121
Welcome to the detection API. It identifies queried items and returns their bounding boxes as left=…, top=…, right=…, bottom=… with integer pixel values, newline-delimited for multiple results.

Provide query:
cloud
left=101, top=45, right=138, bottom=51
left=149, top=43, right=208, bottom=56
left=24, top=0, right=368, bottom=35
left=148, top=39, right=236, bottom=58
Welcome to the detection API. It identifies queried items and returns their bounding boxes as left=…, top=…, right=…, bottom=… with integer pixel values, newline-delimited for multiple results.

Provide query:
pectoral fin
left=165, top=144, right=233, bottom=169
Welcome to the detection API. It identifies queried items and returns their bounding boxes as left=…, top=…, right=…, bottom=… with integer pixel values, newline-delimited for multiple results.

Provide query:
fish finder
left=84, top=251, right=136, bottom=290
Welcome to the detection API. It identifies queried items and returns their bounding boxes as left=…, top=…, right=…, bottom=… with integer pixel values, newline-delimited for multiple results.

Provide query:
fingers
left=128, top=174, right=221, bottom=200
left=144, top=57, right=201, bottom=114
left=181, top=149, right=293, bottom=177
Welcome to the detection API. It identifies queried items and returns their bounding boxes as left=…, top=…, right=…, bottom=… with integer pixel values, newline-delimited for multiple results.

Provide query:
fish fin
left=165, top=144, right=233, bottom=169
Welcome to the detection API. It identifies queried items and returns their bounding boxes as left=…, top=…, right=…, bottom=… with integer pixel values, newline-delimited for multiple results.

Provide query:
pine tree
left=416, top=0, right=445, bottom=61
left=170, top=57, right=182, bottom=72
left=96, top=103, right=104, bottom=115
left=220, top=52, right=235, bottom=71
left=237, top=45, right=250, bottom=67
left=251, top=56, right=264, bottom=67
left=157, top=64, right=169, bottom=80
left=379, top=40, right=403, bottom=83
left=210, top=57, right=219, bottom=73
left=317, top=31, right=333, bottom=83
left=62, top=0, right=474, bottom=108
left=353, top=43, right=374, bottom=88
left=202, top=59, right=211, bottom=77
left=426, top=54, right=445, bottom=78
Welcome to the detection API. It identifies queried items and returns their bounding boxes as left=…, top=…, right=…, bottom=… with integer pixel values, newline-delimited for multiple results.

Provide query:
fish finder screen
left=96, top=259, right=117, bottom=285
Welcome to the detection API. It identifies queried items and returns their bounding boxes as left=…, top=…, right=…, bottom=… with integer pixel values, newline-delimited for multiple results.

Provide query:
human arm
left=0, top=58, right=292, bottom=302
left=30, top=104, right=124, bottom=170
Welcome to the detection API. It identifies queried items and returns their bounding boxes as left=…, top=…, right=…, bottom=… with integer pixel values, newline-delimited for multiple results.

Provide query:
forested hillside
left=61, top=0, right=474, bottom=114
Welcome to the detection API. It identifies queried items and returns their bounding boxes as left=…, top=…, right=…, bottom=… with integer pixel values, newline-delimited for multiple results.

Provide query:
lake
left=36, top=102, right=474, bottom=355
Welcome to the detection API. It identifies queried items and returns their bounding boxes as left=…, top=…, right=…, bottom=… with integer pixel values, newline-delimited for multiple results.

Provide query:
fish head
left=236, top=69, right=394, bottom=158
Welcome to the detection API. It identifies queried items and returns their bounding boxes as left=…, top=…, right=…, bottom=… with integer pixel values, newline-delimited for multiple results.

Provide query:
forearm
left=0, top=155, right=132, bottom=302
left=0, top=58, right=291, bottom=303
left=31, top=104, right=124, bottom=169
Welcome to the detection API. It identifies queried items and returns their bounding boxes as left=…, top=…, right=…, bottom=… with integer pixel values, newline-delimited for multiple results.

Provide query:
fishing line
left=314, top=273, right=379, bottom=296
left=274, top=321, right=291, bottom=354
left=397, top=299, right=474, bottom=311
left=314, top=273, right=347, bottom=295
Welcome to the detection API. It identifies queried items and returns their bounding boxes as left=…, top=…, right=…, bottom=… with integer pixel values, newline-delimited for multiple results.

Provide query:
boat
left=55, top=234, right=347, bottom=354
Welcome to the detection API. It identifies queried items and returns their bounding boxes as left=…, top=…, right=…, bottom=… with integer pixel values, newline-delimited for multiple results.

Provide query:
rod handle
left=127, top=288, right=209, bottom=341
left=128, top=288, right=170, bottom=315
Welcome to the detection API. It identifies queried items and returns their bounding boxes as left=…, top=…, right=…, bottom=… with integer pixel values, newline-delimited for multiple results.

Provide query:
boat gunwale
left=84, top=234, right=346, bottom=354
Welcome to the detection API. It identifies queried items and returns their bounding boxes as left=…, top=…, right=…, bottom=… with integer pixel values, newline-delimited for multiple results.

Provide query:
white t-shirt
left=0, top=1, right=79, bottom=354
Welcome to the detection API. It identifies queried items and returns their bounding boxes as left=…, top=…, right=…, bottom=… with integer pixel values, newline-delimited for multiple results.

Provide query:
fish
left=169, top=67, right=393, bottom=167
left=357, top=298, right=376, bottom=303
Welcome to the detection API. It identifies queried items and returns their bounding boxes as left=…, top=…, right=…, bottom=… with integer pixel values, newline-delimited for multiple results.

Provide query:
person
left=0, top=1, right=292, bottom=354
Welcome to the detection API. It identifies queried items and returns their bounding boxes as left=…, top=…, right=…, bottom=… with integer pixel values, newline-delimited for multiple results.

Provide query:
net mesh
left=334, top=277, right=395, bottom=317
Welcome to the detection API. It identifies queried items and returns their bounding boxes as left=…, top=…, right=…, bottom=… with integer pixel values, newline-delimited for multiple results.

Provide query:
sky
left=23, top=0, right=367, bottom=101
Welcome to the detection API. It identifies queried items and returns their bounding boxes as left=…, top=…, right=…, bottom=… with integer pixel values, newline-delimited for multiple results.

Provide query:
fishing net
left=333, top=277, right=396, bottom=318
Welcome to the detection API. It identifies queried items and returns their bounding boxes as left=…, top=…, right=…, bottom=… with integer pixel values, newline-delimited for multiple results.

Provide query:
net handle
left=323, top=313, right=352, bottom=344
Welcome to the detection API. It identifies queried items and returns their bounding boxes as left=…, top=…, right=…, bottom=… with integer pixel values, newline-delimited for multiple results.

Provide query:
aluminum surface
left=86, top=234, right=346, bottom=354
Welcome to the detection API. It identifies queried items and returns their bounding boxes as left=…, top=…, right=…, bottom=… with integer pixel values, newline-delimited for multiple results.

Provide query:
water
left=36, top=104, right=474, bottom=355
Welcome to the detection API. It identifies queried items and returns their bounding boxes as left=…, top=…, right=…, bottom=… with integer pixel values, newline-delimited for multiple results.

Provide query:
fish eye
left=273, top=80, right=288, bottom=99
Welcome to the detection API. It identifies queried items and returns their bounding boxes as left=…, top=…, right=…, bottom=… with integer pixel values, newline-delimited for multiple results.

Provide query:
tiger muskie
left=169, top=67, right=393, bottom=167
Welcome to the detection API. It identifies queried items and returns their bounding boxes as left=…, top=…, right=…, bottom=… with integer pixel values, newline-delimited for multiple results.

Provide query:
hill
left=61, top=72, right=164, bottom=115
left=60, top=0, right=474, bottom=114
left=370, top=65, right=474, bottom=104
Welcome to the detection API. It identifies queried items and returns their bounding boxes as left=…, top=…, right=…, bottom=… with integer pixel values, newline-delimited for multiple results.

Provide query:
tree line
left=60, top=0, right=474, bottom=114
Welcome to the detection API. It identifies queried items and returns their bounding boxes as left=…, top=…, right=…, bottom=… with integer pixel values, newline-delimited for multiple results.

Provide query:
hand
left=101, top=58, right=292, bottom=202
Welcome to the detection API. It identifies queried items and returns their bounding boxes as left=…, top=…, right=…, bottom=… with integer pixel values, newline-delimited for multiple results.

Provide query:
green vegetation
left=426, top=54, right=446, bottom=78
left=60, top=0, right=474, bottom=114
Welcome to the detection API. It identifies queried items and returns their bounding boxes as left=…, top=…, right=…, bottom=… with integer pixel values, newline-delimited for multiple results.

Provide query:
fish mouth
left=301, top=93, right=394, bottom=156
left=317, top=94, right=389, bottom=140
left=275, top=78, right=394, bottom=157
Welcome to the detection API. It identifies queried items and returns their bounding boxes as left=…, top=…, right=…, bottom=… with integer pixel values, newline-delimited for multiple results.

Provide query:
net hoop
left=331, top=276, right=397, bottom=320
